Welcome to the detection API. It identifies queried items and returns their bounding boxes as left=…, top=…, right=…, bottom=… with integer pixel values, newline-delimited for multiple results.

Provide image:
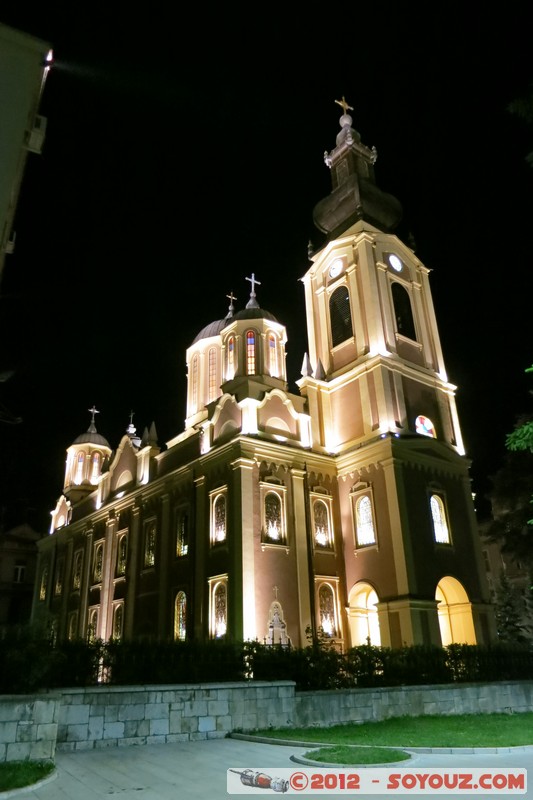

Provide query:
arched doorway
left=436, top=576, right=476, bottom=645
left=347, top=582, right=381, bottom=646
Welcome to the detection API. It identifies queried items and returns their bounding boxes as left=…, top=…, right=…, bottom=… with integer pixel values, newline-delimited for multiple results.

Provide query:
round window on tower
left=388, top=253, right=403, bottom=272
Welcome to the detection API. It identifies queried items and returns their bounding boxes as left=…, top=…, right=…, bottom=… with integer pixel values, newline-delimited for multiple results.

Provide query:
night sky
left=1, top=7, right=532, bottom=531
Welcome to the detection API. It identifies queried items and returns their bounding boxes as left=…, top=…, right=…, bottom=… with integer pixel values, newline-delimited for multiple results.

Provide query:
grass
left=303, top=745, right=411, bottom=764
left=0, top=759, right=54, bottom=792
left=255, top=712, right=533, bottom=749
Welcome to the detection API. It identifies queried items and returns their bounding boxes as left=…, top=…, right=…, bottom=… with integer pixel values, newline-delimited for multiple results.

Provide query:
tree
left=485, top=366, right=533, bottom=567
left=494, top=569, right=527, bottom=644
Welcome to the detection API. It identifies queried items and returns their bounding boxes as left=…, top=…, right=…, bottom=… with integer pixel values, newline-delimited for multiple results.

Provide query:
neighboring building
left=33, top=102, right=496, bottom=649
left=0, top=523, right=42, bottom=627
left=0, top=22, right=52, bottom=288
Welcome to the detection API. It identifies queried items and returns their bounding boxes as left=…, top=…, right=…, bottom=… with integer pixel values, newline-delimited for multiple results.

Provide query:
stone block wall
left=0, top=695, right=60, bottom=762
left=1, top=680, right=532, bottom=760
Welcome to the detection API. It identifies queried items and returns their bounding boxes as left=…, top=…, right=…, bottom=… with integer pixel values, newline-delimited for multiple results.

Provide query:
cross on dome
left=245, top=273, right=261, bottom=309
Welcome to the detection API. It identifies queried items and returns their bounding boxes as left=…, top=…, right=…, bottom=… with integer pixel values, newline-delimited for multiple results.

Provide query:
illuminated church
left=33, top=101, right=495, bottom=649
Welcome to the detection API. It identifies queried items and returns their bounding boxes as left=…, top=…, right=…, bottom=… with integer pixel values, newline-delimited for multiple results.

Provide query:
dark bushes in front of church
left=1, top=626, right=532, bottom=694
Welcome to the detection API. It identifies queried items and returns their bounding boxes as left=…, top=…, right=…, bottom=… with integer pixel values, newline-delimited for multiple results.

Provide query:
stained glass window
left=264, top=492, right=282, bottom=541
left=356, top=496, right=376, bottom=546
left=214, top=583, right=227, bottom=637
left=246, top=330, right=256, bottom=374
left=318, top=584, right=336, bottom=637
left=431, top=495, right=450, bottom=544
left=175, top=591, right=187, bottom=641
left=313, top=499, right=331, bottom=548
left=213, top=495, right=226, bottom=543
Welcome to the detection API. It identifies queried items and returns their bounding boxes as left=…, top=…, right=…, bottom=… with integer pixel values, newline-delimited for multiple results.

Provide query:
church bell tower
left=298, top=99, right=494, bottom=648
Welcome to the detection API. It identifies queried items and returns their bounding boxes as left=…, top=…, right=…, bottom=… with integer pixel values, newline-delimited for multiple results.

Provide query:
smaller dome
left=72, top=429, right=111, bottom=448
left=191, top=319, right=228, bottom=345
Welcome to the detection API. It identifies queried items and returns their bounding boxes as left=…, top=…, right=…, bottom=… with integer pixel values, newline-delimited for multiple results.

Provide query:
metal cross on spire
left=246, top=273, right=261, bottom=297
left=335, top=96, right=353, bottom=115
left=88, top=405, right=99, bottom=423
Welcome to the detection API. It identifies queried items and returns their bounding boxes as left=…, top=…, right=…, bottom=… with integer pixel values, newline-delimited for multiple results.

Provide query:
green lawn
left=0, top=760, right=54, bottom=792
left=303, top=745, right=411, bottom=764
left=254, top=712, right=533, bottom=748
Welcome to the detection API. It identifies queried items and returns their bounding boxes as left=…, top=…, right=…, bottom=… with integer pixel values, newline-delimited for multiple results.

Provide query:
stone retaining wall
left=1, top=680, right=532, bottom=760
left=0, top=694, right=60, bottom=762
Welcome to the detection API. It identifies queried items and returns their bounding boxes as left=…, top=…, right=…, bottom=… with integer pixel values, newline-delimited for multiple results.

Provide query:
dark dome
left=191, top=319, right=228, bottom=345
left=232, top=308, right=279, bottom=323
left=73, top=430, right=111, bottom=448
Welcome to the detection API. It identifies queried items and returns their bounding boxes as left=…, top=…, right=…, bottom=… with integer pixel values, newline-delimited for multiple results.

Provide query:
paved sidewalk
left=7, top=738, right=533, bottom=799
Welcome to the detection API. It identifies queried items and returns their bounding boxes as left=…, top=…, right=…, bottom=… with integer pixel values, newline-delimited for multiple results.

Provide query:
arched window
left=117, top=535, right=127, bottom=575
left=246, top=330, right=256, bottom=374
left=227, top=335, right=235, bottom=379
left=88, top=608, right=98, bottom=642
left=264, top=492, right=282, bottom=541
left=318, top=583, right=337, bottom=637
left=208, top=347, right=217, bottom=402
left=313, top=499, right=332, bottom=548
left=176, top=511, right=189, bottom=557
left=430, top=494, right=450, bottom=544
left=191, top=354, right=199, bottom=411
left=213, top=582, right=227, bottom=637
left=268, top=333, right=278, bottom=376
left=174, top=591, right=187, bottom=641
left=392, top=282, right=416, bottom=340
left=355, top=495, right=376, bottom=546
left=39, top=564, right=48, bottom=601
left=73, top=551, right=83, bottom=590
left=144, top=522, right=156, bottom=566
left=93, top=543, right=103, bottom=582
left=112, top=604, right=123, bottom=640
left=68, top=612, right=78, bottom=641
left=329, top=285, right=353, bottom=347
left=212, top=494, right=226, bottom=543
left=75, top=451, right=85, bottom=484
left=54, top=559, right=63, bottom=595
left=90, top=452, right=101, bottom=483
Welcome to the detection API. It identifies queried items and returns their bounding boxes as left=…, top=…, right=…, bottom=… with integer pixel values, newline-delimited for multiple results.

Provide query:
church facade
left=33, top=103, right=495, bottom=649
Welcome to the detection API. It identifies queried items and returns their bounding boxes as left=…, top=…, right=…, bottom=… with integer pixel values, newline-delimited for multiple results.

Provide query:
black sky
left=1, top=6, right=532, bottom=530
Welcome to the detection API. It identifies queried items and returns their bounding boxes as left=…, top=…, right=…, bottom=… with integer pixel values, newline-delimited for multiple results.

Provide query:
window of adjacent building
left=93, top=542, right=103, bottom=582
left=144, top=522, right=156, bottom=566
left=392, top=282, right=417, bottom=340
left=73, top=551, right=83, bottom=590
left=227, top=335, right=235, bottom=380
left=430, top=494, right=451, bottom=544
left=211, top=491, right=227, bottom=544
left=13, top=560, right=26, bottom=583
left=39, top=564, right=49, bottom=601
left=268, top=333, right=278, bottom=376
left=318, top=582, right=338, bottom=637
left=208, top=347, right=217, bottom=402
left=329, top=285, right=353, bottom=347
left=312, top=497, right=334, bottom=549
left=246, top=330, right=256, bottom=374
left=112, top=604, right=124, bottom=640
left=353, top=494, right=377, bottom=547
left=117, top=534, right=127, bottom=576
left=174, top=591, right=187, bottom=641
left=176, top=511, right=189, bottom=557
left=211, top=579, right=227, bottom=638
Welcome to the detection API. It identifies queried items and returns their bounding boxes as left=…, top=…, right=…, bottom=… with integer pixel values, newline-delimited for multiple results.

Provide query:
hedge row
left=1, top=628, right=532, bottom=694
